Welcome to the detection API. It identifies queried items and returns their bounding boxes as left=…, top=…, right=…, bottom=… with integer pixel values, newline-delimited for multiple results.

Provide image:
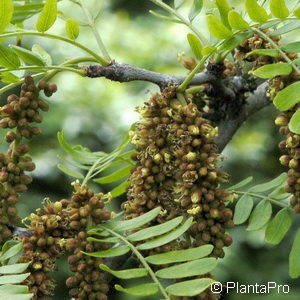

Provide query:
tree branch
left=83, top=63, right=216, bottom=89
left=215, top=82, right=270, bottom=152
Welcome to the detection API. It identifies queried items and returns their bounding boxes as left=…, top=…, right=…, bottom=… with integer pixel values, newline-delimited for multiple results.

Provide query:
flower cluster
left=0, top=76, right=55, bottom=245
left=123, top=86, right=233, bottom=299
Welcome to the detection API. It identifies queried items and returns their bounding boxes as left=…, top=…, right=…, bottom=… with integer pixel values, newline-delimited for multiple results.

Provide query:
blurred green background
left=1, top=0, right=300, bottom=299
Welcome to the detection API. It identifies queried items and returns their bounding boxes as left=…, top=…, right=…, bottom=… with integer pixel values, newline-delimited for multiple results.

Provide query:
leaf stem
left=177, top=56, right=209, bottom=92
left=99, top=225, right=171, bottom=300
left=149, top=0, right=208, bottom=46
left=79, top=0, right=111, bottom=62
left=0, top=65, right=85, bottom=76
left=253, top=27, right=300, bottom=74
left=0, top=31, right=109, bottom=66
left=233, top=190, right=290, bottom=209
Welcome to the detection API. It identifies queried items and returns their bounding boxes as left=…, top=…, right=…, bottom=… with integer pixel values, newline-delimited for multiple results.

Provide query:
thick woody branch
left=215, top=82, right=270, bottom=152
left=84, top=63, right=216, bottom=89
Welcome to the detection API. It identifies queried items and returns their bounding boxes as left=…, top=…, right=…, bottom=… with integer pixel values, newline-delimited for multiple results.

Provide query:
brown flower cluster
left=122, top=86, right=233, bottom=299
left=0, top=76, right=55, bottom=245
left=18, top=181, right=112, bottom=300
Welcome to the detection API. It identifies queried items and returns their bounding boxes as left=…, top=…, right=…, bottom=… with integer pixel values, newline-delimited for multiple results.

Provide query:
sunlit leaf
left=249, top=173, right=287, bottom=193
left=270, top=0, right=289, bottom=19
left=137, top=217, right=193, bottom=250
left=115, top=283, right=159, bottom=297
left=289, top=109, right=300, bottom=134
left=9, top=45, right=45, bottom=66
left=145, top=244, right=213, bottom=265
left=265, top=208, right=292, bottom=245
left=0, top=262, right=30, bottom=274
left=216, top=0, right=231, bottom=28
left=0, top=284, right=28, bottom=295
left=84, top=245, right=130, bottom=258
left=228, top=10, right=250, bottom=30
left=233, top=194, right=254, bottom=225
left=247, top=200, right=272, bottom=231
left=0, top=72, right=20, bottom=84
left=93, top=165, right=131, bottom=184
left=166, top=278, right=215, bottom=296
left=110, top=180, right=131, bottom=197
left=201, top=46, right=216, bottom=55
left=100, top=264, right=148, bottom=279
left=155, top=258, right=217, bottom=279
left=219, top=30, right=253, bottom=51
left=127, top=216, right=183, bottom=242
left=206, top=15, right=232, bottom=39
left=228, top=176, right=253, bottom=190
left=57, top=164, right=84, bottom=179
left=274, top=82, right=300, bottom=111
left=0, top=242, right=23, bottom=263
left=187, top=33, right=203, bottom=60
left=270, top=21, right=300, bottom=36
left=66, top=18, right=80, bottom=40
left=36, top=0, right=57, bottom=32
left=246, top=49, right=279, bottom=57
left=0, top=46, right=20, bottom=69
left=0, top=0, right=13, bottom=33
left=250, top=63, right=292, bottom=79
left=0, top=273, right=30, bottom=285
left=245, top=0, right=269, bottom=23
left=295, top=7, right=300, bottom=18
left=289, top=229, right=300, bottom=278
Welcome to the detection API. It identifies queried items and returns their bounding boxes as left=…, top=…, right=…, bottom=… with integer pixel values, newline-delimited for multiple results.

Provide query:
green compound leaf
left=136, top=217, right=193, bottom=250
left=0, top=0, right=13, bottom=33
left=100, top=264, right=148, bottom=279
left=115, top=283, right=159, bottom=297
left=0, top=284, right=29, bottom=295
left=282, top=42, right=300, bottom=53
left=66, top=18, right=80, bottom=40
left=289, top=229, right=300, bottom=278
left=228, top=176, right=253, bottom=190
left=187, top=33, right=203, bottom=60
left=0, top=242, right=22, bottom=263
left=145, top=244, right=213, bottom=265
left=249, top=173, right=287, bottom=193
left=104, top=207, right=161, bottom=232
left=93, top=165, right=131, bottom=184
left=9, top=45, right=45, bottom=66
left=228, top=10, right=250, bottom=30
left=289, top=109, right=300, bottom=134
left=189, top=0, right=203, bottom=22
left=245, top=0, right=269, bottom=23
left=127, top=216, right=183, bottom=242
left=0, top=295, right=33, bottom=300
left=83, top=245, right=131, bottom=258
left=0, top=273, right=30, bottom=285
left=246, top=49, right=279, bottom=58
left=110, top=180, right=131, bottom=197
left=247, top=200, right=272, bottom=231
left=32, top=44, right=52, bottom=66
left=206, top=15, right=232, bottom=40
left=250, top=63, right=292, bottom=79
left=0, top=46, right=21, bottom=69
left=219, top=30, right=253, bottom=51
left=216, top=0, right=231, bottom=28
left=265, top=208, right=292, bottom=245
left=0, top=262, right=30, bottom=275
left=0, top=72, right=20, bottom=84
left=57, top=164, right=84, bottom=179
left=155, top=258, right=217, bottom=279
left=233, top=194, right=254, bottom=225
left=36, top=0, right=57, bottom=32
left=270, top=0, right=289, bottom=19
left=274, top=81, right=300, bottom=111
left=295, top=7, right=300, bottom=18
left=166, top=278, right=215, bottom=297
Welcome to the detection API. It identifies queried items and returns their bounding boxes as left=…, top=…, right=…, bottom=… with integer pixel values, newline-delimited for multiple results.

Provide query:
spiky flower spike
left=123, top=86, right=233, bottom=299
